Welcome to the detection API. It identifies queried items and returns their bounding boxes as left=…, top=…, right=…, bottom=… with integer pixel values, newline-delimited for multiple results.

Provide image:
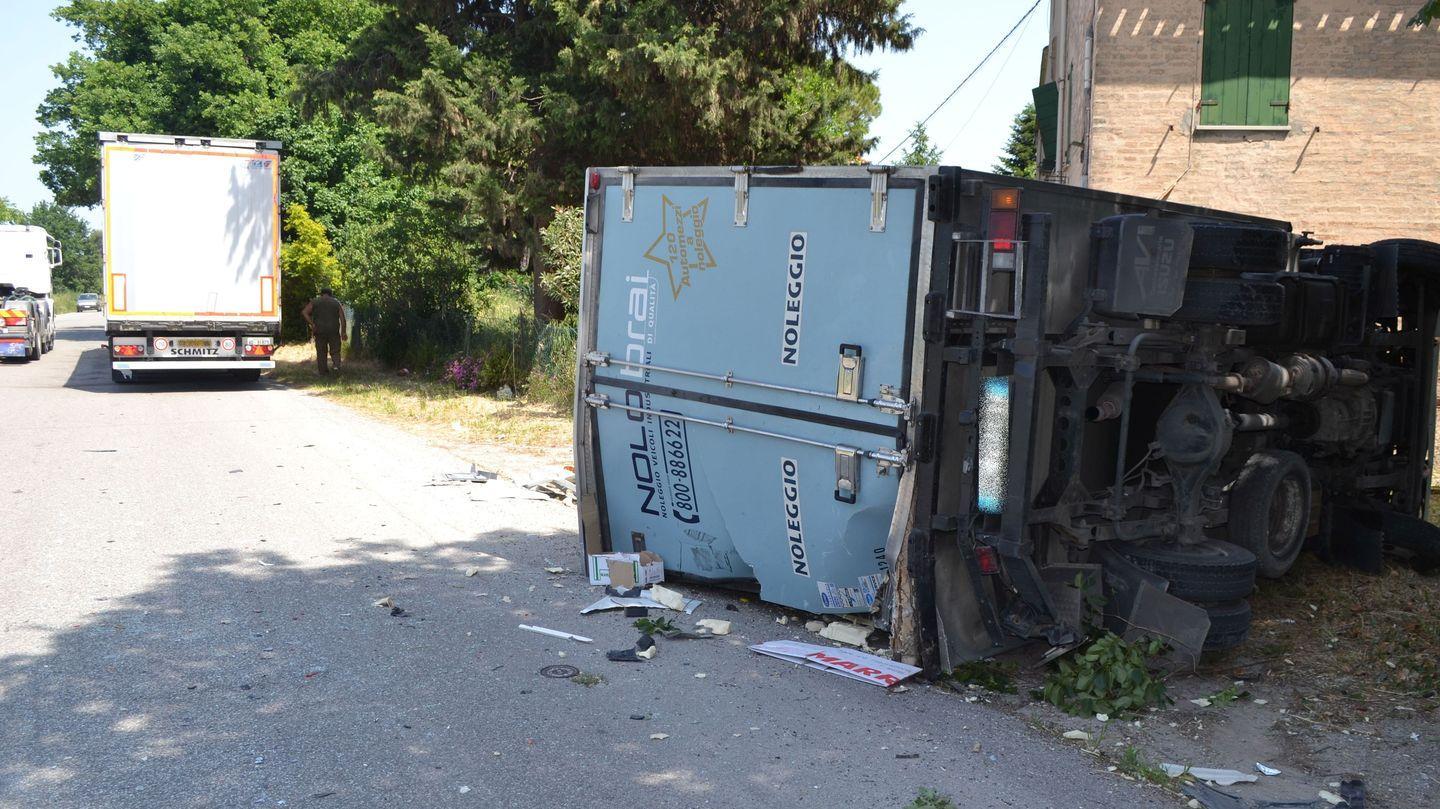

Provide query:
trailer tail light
left=113, top=344, right=144, bottom=357
left=243, top=337, right=274, bottom=357
left=976, top=376, right=1010, bottom=514
left=974, top=545, right=1001, bottom=575
left=588, top=169, right=600, bottom=191
left=988, top=188, right=1021, bottom=252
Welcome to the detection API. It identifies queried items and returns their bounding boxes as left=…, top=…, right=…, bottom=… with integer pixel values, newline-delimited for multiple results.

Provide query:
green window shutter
left=1032, top=82, right=1059, bottom=172
left=1200, top=0, right=1292, bottom=126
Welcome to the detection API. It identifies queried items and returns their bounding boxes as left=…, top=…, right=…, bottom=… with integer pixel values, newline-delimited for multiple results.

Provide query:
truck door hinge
left=731, top=167, right=750, bottom=227
left=868, top=166, right=890, bottom=232
left=836, top=344, right=864, bottom=401
left=584, top=351, right=610, bottom=367
left=620, top=167, right=636, bottom=222
left=834, top=446, right=861, bottom=504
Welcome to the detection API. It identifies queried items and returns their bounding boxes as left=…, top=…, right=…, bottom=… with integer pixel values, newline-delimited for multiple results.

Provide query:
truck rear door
left=575, top=167, right=934, bottom=614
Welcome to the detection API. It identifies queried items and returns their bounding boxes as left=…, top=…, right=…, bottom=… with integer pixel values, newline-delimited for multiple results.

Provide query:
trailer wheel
left=1188, top=223, right=1290, bottom=272
left=1229, top=450, right=1311, bottom=579
left=1201, top=599, right=1252, bottom=652
left=26, top=339, right=40, bottom=361
left=1118, top=538, right=1257, bottom=602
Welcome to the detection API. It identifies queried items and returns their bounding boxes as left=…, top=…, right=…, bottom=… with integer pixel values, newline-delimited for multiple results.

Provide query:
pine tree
left=993, top=103, right=1037, bottom=179
left=898, top=122, right=943, bottom=166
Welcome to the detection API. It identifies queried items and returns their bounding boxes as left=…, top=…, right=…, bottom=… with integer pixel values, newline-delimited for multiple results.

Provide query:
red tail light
left=244, top=344, right=275, bottom=356
left=2, top=316, right=26, bottom=326
left=975, top=545, right=1000, bottom=575
left=988, top=188, right=1021, bottom=251
left=113, top=344, right=144, bottom=357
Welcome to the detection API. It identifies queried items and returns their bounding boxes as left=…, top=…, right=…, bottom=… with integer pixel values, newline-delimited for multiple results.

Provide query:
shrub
left=1041, top=632, right=1171, bottom=717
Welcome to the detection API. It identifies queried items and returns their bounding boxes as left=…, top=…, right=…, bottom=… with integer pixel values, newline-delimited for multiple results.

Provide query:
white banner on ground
left=748, top=640, right=921, bottom=687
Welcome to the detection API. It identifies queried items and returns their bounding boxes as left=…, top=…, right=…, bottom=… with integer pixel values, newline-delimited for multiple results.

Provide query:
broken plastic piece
left=624, top=606, right=648, bottom=618
left=606, top=648, right=643, bottom=662
left=636, top=645, right=657, bottom=660
left=1062, top=730, right=1092, bottom=742
left=695, top=619, right=732, bottom=635
left=518, top=624, right=593, bottom=643
left=1255, top=763, right=1281, bottom=776
left=649, top=733, right=669, bottom=740
left=1161, top=764, right=1259, bottom=786
left=581, top=593, right=701, bottom=615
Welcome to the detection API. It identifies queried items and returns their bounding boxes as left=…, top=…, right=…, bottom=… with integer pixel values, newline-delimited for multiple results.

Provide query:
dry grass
left=268, top=343, right=572, bottom=450
left=1234, top=551, right=1439, bottom=714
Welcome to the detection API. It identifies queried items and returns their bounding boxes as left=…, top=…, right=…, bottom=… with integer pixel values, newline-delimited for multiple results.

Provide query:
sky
left=0, top=0, right=1050, bottom=222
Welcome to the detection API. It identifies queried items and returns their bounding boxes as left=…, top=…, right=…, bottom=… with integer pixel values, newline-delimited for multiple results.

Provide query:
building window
left=1200, top=0, right=1293, bottom=127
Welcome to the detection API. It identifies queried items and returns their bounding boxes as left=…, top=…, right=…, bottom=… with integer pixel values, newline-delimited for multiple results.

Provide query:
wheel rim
left=1267, top=475, right=1305, bottom=559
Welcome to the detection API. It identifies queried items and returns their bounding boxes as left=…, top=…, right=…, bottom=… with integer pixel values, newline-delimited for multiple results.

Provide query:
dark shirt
left=310, top=295, right=343, bottom=335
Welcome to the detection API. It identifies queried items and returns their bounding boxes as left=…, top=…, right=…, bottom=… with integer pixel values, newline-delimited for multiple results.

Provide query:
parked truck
left=0, top=224, right=60, bottom=359
left=100, top=132, right=282, bottom=382
left=573, top=165, right=1440, bottom=671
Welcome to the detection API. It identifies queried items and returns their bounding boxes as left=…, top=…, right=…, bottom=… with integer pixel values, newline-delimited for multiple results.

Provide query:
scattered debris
left=544, top=566, right=566, bottom=574
left=606, top=649, right=643, bottom=662
left=818, top=621, right=873, bottom=648
left=695, top=619, right=732, bottom=636
left=1062, top=730, right=1092, bottom=742
left=776, top=615, right=789, bottom=625
left=464, top=567, right=481, bottom=577
left=519, top=467, right=577, bottom=503
left=571, top=672, right=603, bottom=686
left=1182, top=781, right=1328, bottom=809
left=1161, top=764, right=1259, bottom=786
left=694, top=673, right=707, bottom=679
left=539, top=665, right=579, bottom=679
left=389, top=606, right=409, bottom=617
left=1255, top=763, right=1281, bottom=777
left=749, top=640, right=921, bottom=687
left=636, top=645, right=657, bottom=660
left=1317, top=791, right=1343, bottom=806
left=581, top=592, right=701, bottom=615
left=647, top=584, right=689, bottom=612
left=624, top=606, right=648, bottom=618
left=587, top=551, right=665, bottom=587
left=1190, top=698, right=1213, bottom=708
left=373, top=597, right=394, bottom=608
left=648, top=733, right=669, bottom=740
left=437, top=465, right=497, bottom=484
left=1339, top=779, right=1366, bottom=807
left=725, top=604, right=739, bottom=612
left=805, top=620, right=826, bottom=633
left=896, top=753, right=920, bottom=759
left=458, top=785, right=470, bottom=794
left=518, top=624, right=593, bottom=643
left=630, top=714, right=646, bottom=720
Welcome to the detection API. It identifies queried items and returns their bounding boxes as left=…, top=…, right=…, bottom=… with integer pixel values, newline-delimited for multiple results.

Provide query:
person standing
left=301, top=288, right=346, bottom=374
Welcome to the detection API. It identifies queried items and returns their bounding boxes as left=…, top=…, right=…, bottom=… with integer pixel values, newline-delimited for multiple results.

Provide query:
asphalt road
left=0, top=313, right=1170, bottom=808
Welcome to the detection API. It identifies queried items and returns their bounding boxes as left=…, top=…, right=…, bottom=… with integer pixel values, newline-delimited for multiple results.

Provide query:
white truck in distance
left=101, top=132, right=282, bottom=382
left=0, top=224, right=60, bottom=360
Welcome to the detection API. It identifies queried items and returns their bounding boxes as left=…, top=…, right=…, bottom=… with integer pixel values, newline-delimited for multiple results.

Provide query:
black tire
left=1229, top=450, right=1311, bottom=579
left=1188, top=223, right=1291, bottom=272
left=26, top=338, right=40, bottom=361
left=1201, top=599, right=1252, bottom=652
left=1118, top=538, right=1257, bottom=602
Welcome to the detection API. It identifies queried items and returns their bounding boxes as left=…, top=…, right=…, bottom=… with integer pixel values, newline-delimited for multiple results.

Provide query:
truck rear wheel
left=1117, top=538, right=1257, bottom=602
left=1201, top=599, right=1252, bottom=652
left=1229, top=450, right=1311, bottom=579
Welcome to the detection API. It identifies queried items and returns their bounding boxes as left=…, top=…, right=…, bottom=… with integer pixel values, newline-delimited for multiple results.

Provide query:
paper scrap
left=580, top=594, right=701, bottom=615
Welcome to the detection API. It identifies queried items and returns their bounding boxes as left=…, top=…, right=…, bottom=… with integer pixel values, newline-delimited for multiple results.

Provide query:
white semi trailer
left=100, top=132, right=282, bottom=382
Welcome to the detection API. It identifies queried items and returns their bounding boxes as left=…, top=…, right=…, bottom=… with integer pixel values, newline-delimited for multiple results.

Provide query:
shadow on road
left=0, top=529, right=620, bottom=806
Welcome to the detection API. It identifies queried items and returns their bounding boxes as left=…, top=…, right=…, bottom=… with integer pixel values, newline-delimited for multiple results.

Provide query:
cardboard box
left=587, top=552, right=665, bottom=587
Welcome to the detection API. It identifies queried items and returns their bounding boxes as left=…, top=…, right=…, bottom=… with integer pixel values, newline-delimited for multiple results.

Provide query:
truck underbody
left=107, top=319, right=277, bottom=381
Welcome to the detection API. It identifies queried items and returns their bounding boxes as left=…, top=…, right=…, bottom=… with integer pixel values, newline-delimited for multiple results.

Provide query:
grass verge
left=268, top=343, right=571, bottom=450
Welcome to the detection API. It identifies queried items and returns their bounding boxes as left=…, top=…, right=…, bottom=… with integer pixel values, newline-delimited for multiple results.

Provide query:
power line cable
left=939, top=7, right=1035, bottom=154
left=877, top=0, right=1044, bottom=164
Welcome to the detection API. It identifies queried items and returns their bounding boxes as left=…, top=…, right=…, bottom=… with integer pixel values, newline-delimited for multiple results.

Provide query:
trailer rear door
left=576, top=167, right=933, bottom=614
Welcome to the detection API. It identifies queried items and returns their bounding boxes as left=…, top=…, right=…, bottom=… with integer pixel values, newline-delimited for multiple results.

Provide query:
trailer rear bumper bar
left=112, top=360, right=274, bottom=370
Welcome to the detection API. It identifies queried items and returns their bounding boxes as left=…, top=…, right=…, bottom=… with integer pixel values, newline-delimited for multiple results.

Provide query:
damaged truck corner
left=572, top=165, right=1440, bottom=675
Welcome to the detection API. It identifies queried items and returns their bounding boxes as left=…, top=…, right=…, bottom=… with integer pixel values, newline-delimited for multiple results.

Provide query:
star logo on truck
left=644, top=196, right=717, bottom=300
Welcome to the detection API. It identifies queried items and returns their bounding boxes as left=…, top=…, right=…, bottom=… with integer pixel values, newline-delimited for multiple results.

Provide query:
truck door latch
left=732, top=167, right=750, bottom=227
left=867, top=167, right=890, bottom=232
left=620, top=167, right=636, bottom=222
left=834, top=446, right=860, bottom=504
left=836, top=344, right=864, bottom=402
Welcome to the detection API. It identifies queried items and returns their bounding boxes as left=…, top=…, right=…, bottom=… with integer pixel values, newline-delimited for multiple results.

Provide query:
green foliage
left=634, top=616, right=677, bottom=635
left=0, top=197, right=26, bottom=224
left=898, top=122, right=943, bottom=166
left=993, top=102, right=1037, bottom=179
left=1116, top=746, right=1170, bottom=785
left=538, top=206, right=583, bottom=320
left=279, top=203, right=341, bottom=339
left=1412, top=1, right=1439, bottom=26
left=1042, top=632, right=1171, bottom=718
left=946, top=659, right=1017, bottom=694
left=907, top=788, right=957, bottom=809
left=1203, top=684, right=1250, bottom=708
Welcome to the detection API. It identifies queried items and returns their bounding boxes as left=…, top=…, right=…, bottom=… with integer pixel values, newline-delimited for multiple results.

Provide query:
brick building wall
left=1046, top=2, right=1440, bottom=245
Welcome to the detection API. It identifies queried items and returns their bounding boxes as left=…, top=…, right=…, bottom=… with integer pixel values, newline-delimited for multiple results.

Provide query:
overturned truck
left=573, top=166, right=1440, bottom=672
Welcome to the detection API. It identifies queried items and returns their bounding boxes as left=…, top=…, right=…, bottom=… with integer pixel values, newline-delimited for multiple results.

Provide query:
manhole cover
left=540, top=664, right=579, bottom=679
